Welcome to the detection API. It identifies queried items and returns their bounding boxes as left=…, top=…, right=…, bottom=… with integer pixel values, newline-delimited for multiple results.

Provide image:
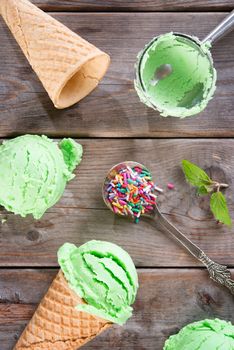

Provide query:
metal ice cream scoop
left=201, top=9, right=234, bottom=44
left=103, top=161, right=234, bottom=295
left=149, top=10, right=234, bottom=85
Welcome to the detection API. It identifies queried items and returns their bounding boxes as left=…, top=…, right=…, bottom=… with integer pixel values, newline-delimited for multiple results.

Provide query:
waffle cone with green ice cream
left=164, top=319, right=234, bottom=349
left=0, top=135, right=83, bottom=219
left=14, top=240, right=138, bottom=349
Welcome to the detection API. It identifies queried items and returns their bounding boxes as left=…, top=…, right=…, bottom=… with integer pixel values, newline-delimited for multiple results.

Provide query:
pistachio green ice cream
left=0, top=135, right=82, bottom=218
left=135, top=32, right=216, bottom=118
left=164, top=319, right=234, bottom=350
left=58, top=241, right=138, bottom=325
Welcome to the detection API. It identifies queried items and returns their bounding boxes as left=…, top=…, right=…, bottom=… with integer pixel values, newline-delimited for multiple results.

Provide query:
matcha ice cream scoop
left=0, top=135, right=82, bottom=218
left=58, top=240, right=139, bottom=325
left=164, top=319, right=234, bottom=350
left=135, top=32, right=216, bottom=118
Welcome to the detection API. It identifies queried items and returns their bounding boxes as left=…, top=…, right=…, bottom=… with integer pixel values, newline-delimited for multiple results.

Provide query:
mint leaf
left=210, top=192, right=232, bottom=227
left=181, top=160, right=231, bottom=227
left=197, top=185, right=210, bottom=196
left=182, top=160, right=212, bottom=188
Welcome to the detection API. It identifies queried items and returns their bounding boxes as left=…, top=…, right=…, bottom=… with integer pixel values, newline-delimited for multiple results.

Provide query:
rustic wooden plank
left=0, top=139, right=234, bottom=267
left=31, top=1, right=234, bottom=12
left=0, top=13, right=233, bottom=137
left=1, top=268, right=234, bottom=350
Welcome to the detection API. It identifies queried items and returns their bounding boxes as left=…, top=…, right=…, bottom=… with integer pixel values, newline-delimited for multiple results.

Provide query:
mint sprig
left=182, top=160, right=231, bottom=227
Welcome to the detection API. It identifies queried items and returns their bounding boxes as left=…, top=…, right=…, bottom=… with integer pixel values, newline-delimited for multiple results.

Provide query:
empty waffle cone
left=14, top=270, right=112, bottom=350
left=0, top=0, right=110, bottom=109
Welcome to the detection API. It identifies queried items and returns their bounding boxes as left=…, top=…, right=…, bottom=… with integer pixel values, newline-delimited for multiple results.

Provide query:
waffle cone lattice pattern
left=14, top=270, right=111, bottom=350
left=0, top=0, right=110, bottom=108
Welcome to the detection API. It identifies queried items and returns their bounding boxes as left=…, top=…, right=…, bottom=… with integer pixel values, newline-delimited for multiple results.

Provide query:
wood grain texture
left=0, top=139, right=233, bottom=267
left=1, top=268, right=234, bottom=350
left=31, top=1, right=234, bottom=12
left=0, top=13, right=233, bottom=137
left=0, top=3, right=233, bottom=349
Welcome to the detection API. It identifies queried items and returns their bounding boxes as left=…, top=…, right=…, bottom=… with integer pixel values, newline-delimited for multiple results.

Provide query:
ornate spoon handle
left=199, top=251, right=234, bottom=294
left=151, top=206, right=234, bottom=295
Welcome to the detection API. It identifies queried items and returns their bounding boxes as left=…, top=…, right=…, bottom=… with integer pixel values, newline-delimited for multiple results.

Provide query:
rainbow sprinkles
left=105, top=164, right=162, bottom=223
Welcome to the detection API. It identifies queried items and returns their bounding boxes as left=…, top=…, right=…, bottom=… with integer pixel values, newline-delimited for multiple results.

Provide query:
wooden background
left=0, top=1, right=234, bottom=349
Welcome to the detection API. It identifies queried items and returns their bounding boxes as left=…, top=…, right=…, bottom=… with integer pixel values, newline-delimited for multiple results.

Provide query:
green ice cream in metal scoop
left=0, top=135, right=83, bottom=218
left=58, top=240, right=138, bottom=325
left=164, top=319, right=234, bottom=350
left=135, top=11, right=234, bottom=117
left=135, top=32, right=216, bottom=118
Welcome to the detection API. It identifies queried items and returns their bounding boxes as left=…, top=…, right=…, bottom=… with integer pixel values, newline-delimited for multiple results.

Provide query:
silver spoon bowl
left=103, top=161, right=145, bottom=217
left=103, top=161, right=234, bottom=295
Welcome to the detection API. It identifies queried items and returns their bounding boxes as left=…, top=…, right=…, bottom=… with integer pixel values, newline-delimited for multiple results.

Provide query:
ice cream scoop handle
left=152, top=207, right=234, bottom=295
left=202, top=9, right=234, bottom=44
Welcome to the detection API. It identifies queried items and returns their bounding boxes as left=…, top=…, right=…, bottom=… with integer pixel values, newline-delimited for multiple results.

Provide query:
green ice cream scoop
left=58, top=240, right=139, bottom=325
left=0, top=135, right=82, bottom=219
left=164, top=319, right=234, bottom=350
left=135, top=32, right=216, bottom=118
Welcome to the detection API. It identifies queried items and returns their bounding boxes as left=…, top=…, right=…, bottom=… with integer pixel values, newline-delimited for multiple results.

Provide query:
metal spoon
left=149, top=10, right=234, bottom=87
left=103, top=161, right=234, bottom=295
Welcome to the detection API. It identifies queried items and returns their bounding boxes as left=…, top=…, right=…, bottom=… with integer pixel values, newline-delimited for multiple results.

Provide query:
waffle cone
left=14, top=270, right=112, bottom=350
left=0, top=0, right=110, bottom=108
